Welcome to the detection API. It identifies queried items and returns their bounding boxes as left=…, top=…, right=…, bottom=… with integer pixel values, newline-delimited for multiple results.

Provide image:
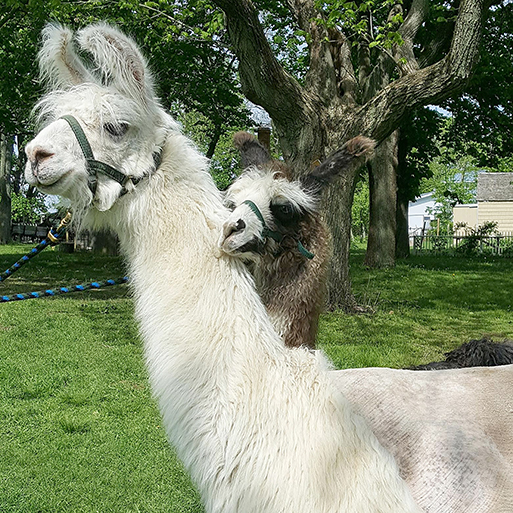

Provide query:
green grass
left=319, top=248, right=513, bottom=369
left=0, top=245, right=201, bottom=513
left=0, top=243, right=512, bottom=511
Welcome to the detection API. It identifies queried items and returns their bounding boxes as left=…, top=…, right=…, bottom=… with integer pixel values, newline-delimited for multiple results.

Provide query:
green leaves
left=11, top=192, right=46, bottom=224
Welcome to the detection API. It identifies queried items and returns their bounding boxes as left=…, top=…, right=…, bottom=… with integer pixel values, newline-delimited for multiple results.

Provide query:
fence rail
left=410, top=233, right=513, bottom=256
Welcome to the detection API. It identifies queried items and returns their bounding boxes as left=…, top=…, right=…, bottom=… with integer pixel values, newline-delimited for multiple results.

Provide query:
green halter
left=60, top=115, right=161, bottom=198
left=243, top=200, right=315, bottom=260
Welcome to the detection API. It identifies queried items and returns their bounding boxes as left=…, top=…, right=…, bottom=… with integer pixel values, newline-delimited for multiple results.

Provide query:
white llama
left=25, top=23, right=422, bottom=513
left=25, top=23, right=513, bottom=513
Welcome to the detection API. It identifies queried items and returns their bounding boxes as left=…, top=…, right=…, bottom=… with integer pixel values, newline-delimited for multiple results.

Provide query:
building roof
left=477, top=173, right=513, bottom=202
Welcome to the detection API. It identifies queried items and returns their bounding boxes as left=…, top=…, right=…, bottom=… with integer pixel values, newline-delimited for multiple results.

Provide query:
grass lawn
left=0, top=243, right=512, bottom=512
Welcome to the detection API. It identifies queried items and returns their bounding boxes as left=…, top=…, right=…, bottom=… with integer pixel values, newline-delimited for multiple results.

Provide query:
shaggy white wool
left=24, top=22, right=422, bottom=513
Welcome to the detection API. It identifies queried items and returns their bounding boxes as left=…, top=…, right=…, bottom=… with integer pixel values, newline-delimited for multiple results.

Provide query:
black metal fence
left=11, top=223, right=92, bottom=250
left=410, top=233, right=513, bottom=256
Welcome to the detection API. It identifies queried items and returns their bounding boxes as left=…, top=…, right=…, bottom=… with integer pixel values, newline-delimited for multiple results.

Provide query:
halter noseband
left=60, top=115, right=162, bottom=199
left=242, top=200, right=314, bottom=260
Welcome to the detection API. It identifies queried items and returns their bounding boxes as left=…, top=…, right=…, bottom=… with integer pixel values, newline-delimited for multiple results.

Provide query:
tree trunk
left=206, top=126, right=223, bottom=159
left=365, top=131, right=398, bottom=268
left=0, top=133, right=11, bottom=244
left=396, top=194, right=410, bottom=259
left=323, top=162, right=360, bottom=310
left=211, top=0, right=491, bottom=308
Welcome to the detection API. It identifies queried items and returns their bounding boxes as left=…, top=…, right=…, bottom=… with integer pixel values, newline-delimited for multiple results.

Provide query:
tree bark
left=0, top=133, right=12, bottom=244
left=212, top=0, right=491, bottom=307
left=395, top=195, right=410, bottom=259
left=364, top=132, right=398, bottom=268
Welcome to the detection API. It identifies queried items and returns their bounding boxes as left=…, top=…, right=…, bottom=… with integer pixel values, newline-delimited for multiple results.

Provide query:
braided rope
left=1, top=277, right=129, bottom=303
left=0, top=213, right=72, bottom=283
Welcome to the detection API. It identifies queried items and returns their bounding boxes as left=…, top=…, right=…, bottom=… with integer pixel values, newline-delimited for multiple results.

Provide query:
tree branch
left=349, top=0, right=489, bottom=143
left=212, top=0, right=332, bottom=164
left=285, top=0, right=356, bottom=104
left=211, top=0, right=309, bottom=122
left=396, top=0, right=429, bottom=74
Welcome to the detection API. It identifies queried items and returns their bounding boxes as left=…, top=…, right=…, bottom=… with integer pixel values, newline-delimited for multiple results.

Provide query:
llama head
left=219, top=132, right=374, bottom=260
left=24, top=23, right=175, bottom=216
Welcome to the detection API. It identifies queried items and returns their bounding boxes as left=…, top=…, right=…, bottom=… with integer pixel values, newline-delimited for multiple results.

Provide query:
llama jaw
left=219, top=232, right=264, bottom=259
left=219, top=216, right=265, bottom=259
left=30, top=166, right=74, bottom=190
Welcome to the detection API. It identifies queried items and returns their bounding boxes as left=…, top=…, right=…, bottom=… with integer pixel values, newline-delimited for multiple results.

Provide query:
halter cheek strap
left=60, top=115, right=161, bottom=198
left=242, top=200, right=314, bottom=260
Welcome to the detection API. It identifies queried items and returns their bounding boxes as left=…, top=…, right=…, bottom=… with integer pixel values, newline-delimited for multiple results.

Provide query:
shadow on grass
left=350, top=249, right=513, bottom=313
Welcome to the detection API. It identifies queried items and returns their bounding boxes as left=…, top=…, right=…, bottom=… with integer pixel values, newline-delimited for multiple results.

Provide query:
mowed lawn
left=0, top=243, right=512, bottom=512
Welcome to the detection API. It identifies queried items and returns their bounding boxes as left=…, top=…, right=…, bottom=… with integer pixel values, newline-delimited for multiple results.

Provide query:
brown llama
left=219, top=131, right=374, bottom=349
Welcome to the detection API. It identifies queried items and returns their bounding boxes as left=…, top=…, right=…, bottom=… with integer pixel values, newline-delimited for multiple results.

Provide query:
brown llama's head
left=219, top=132, right=374, bottom=260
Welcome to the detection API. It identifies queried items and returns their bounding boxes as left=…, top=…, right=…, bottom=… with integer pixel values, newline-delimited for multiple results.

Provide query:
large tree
left=210, top=0, right=500, bottom=307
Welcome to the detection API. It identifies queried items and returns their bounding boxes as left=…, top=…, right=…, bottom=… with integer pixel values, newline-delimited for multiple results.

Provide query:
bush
left=454, top=221, right=499, bottom=256
left=500, top=238, right=513, bottom=257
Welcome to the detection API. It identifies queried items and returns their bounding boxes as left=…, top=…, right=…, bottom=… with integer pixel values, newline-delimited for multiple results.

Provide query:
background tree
left=210, top=0, right=499, bottom=308
left=395, top=107, right=444, bottom=257
left=2, top=0, right=509, bottom=309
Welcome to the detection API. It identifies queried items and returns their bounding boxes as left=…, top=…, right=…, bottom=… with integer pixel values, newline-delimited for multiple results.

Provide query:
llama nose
left=33, top=148, right=55, bottom=164
left=28, top=146, right=55, bottom=172
left=223, top=219, right=246, bottom=239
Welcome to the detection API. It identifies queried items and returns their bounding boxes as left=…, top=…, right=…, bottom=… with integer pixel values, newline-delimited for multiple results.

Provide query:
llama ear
left=301, top=136, right=375, bottom=192
left=38, top=23, right=94, bottom=89
left=233, top=131, right=271, bottom=169
left=76, top=23, right=154, bottom=102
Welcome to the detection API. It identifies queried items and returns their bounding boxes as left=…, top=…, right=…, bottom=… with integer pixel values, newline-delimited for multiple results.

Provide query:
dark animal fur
left=410, top=337, right=513, bottom=370
left=232, top=132, right=373, bottom=349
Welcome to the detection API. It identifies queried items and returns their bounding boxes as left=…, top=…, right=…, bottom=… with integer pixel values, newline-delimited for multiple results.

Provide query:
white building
left=408, top=192, right=436, bottom=235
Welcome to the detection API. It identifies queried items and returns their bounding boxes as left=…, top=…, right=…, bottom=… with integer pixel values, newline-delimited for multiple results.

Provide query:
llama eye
left=271, top=202, right=299, bottom=225
left=224, top=200, right=236, bottom=211
left=273, top=203, right=293, bottom=216
left=104, top=122, right=129, bottom=137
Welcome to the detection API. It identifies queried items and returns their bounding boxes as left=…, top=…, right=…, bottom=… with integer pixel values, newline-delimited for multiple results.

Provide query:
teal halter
left=242, top=200, right=315, bottom=260
left=60, top=115, right=162, bottom=198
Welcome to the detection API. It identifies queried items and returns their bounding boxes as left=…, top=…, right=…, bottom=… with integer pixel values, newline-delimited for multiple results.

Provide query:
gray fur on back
left=330, top=364, right=513, bottom=512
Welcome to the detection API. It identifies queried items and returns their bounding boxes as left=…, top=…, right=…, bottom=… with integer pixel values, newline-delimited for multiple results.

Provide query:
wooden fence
left=410, top=232, right=513, bottom=256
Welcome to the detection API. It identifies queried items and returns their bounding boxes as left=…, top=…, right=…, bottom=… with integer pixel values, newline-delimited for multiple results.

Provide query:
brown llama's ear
left=233, top=131, right=271, bottom=169
left=301, top=136, right=375, bottom=192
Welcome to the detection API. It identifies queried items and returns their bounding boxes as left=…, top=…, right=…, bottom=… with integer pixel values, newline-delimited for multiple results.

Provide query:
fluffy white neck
left=94, top=135, right=420, bottom=513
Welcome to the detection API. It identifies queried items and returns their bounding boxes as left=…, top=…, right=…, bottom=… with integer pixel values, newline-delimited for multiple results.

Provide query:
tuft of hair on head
left=343, top=136, right=375, bottom=158
left=233, top=131, right=271, bottom=169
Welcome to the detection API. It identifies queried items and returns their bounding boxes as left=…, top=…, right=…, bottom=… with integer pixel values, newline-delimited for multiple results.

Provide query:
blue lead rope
left=1, top=212, right=129, bottom=302
left=0, top=212, right=72, bottom=283
left=1, top=277, right=129, bottom=303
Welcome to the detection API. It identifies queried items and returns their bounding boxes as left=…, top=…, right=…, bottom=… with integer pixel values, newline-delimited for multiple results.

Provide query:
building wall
left=408, top=193, right=436, bottom=234
left=478, top=201, right=513, bottom=234
left=453, top=204, right=478, bottom=229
